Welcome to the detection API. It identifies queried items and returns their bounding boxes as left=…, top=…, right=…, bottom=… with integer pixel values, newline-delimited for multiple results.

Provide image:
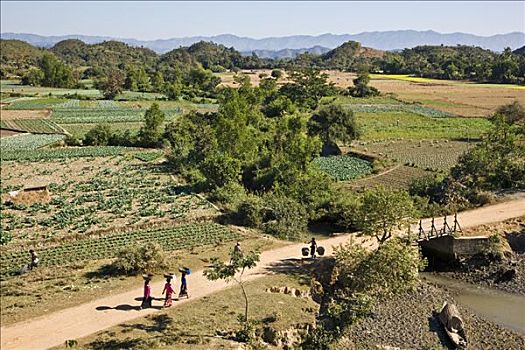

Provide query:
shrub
left=209, top=182, right=248, bottom=211
left=236, top=195, right=265, bottom=228
left=261, top=193, right=307, bottom=241
left=112, top=242, right=167, bottom=275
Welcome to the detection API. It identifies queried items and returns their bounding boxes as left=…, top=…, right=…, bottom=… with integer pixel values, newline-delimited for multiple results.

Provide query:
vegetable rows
left=344, top=103, right=455, bottom=118
left=314, top=155, right=372, bottom=181
left=5, top=97, right=67, bottom=110
left=52, top=108, right=182, bottom=124
left=0, top=223, right=239, bottom=276
left=0, top=146, right=131, bottom=161
left=0, top=133, right=65, bottom=151
left=0, top=118, right=66, bottom=134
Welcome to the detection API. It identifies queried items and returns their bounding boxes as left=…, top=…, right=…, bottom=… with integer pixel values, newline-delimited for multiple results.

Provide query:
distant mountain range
left=2, top=30, right=524, bottom=54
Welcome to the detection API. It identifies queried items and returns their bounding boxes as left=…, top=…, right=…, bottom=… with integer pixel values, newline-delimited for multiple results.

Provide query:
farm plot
left=0, top=223, right=238, bottom=276
left=353, top=140, right=473, bottom=172
left=0, top=146, right=134, bottom=161
left=346, top=165, right=434, bottom=190
left=1, top=157, right=214, bottom=242
left=51, top=107, right=182, bottom=124
left=0, top=118, right=66, bottom=134
left=343, top=103, right=455, bottom=118
left=314, top=155, right=372, bottom=181
left=5, top=98, right=67, bottom=110
left=0, top=133, right=65, bottom=151
left=356, top=111, right=491, bottom=140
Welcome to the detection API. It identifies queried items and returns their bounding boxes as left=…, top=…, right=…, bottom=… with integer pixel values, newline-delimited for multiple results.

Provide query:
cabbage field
left=0, top=133, right=65, bottom=151
left=0, top=146, right=134, bottom=161
left=52, top=107, right=182, bottom=124
left=0, top=223, right=238, bottom=276
left=314, top=155, right=372, bottom=181
left=0, top=118, right=66, bottom=134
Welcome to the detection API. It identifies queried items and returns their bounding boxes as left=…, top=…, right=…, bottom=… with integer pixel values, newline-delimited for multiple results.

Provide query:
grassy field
left=345, top=165, right=434, bottom=190
left=356, top=111, right=490, bottom=140
left=352, top=139, right=473, bottom=172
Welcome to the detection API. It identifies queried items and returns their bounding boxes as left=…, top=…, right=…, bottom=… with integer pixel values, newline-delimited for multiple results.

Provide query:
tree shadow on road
left=262, top=256, right=335, bottom=286
left=95, top=304, right=163, bottom=312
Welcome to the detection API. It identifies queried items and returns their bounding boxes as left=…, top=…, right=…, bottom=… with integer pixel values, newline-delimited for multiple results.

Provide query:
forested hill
left=1, top=38, right=524, bottom=86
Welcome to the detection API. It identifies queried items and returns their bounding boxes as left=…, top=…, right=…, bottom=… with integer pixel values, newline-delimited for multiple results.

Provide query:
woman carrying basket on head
left=178, top=267, right=191, bottom=299
left=141, top=274, right=153, bottom=309
left=162, top=273, right=175, bottom=307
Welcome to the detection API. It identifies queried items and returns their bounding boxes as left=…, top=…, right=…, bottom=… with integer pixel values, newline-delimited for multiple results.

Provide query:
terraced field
left=353, top=140, right=472, bottom=172
left=0, top=118, right=66, bottom=134
left=52, top=107, right=182, bottom=124
left=0, top=146, right=134, bottom=161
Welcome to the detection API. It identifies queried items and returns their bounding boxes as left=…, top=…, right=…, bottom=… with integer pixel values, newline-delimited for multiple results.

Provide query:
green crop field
left=0, top=133, right=65, bottom=151
left=356, top=111, right=491, bottom=140
left=0, top=223, right=238, bottom=276
left=0, top=146, right=135, bottom=161
left=5, top=97, right=68, bottom=109
left=1, top=156, right=212, bottom=242
left=51, top=107, right=182, bottom=124
left=0, top=118, right=66, bottom=134
left=314, top=155, right=373, bottom=181
left=353, top=140, right=473, bottom=172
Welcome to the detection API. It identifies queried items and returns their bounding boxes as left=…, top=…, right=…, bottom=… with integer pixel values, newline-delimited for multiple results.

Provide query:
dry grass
left=49, top=273, right=317, bottom=350
left=218, top=69, right=524, bottom=117
left=0, top=129, right=23, bottom=138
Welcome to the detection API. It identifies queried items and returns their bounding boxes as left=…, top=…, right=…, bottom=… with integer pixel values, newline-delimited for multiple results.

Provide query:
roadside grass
left=356, top=111, right=491, bottom=140
left=49, top=273, right=317, bottom=350
left=0, top=233, right=289, bottom=326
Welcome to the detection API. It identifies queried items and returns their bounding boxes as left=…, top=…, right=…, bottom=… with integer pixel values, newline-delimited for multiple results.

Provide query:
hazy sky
left=1, top=1, right=524, bottom=39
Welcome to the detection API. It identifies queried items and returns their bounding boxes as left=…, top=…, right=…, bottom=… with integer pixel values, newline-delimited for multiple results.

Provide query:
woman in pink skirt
left=162, top=274, right=175, bottom=307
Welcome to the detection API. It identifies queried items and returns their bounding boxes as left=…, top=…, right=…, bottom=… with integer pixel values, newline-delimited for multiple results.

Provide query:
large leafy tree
left=358, top=186, right=416, bottom=245
left=308, top=103, right=360, bottom=152
left=138, top=103, right=166, bottom=147
left=38, top=53, right=77, bottom=88
left=98, top=70, right=124, bottom=100
left=280, top=68, right=336, bottom=110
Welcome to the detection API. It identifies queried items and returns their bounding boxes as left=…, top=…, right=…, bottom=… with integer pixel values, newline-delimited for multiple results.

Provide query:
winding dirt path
left=2, top=196, right=525, bottom=350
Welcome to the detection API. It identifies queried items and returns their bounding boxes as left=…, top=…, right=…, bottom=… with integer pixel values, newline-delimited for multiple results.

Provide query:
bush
left=112, top=242, right=167, bottom=275
left=209, top=182, right=248, bottom=211
left=236, top=195, right=265, bottom=228
left=261, top=193, right=307, bottom=241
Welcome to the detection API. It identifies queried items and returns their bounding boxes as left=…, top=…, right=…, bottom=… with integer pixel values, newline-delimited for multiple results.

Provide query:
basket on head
left=301, top=247, right=310, bottom=257
left=179, top=267, right=191, bottom=275
left=164, top=273, right=175, bottom=279
left=142, top=273, right=153, bottom=281
left=316, top=246, right=325, bottom=256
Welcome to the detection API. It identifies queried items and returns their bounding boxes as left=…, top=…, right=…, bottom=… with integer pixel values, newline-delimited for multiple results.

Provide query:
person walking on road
left=141, top=276, right=152, bottom=309
left=309, top=238, right=317, bottom=259
left=178, top=267, right=190, bottom=299
left=162, top=274, right=175, bottom=307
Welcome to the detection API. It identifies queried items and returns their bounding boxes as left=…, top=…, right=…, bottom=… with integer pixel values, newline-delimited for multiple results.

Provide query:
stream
left=422, top=273, right=525, bottom=335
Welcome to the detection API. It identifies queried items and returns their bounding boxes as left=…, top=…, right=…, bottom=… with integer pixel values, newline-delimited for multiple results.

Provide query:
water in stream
left=422, top=273, right=525, bottom=335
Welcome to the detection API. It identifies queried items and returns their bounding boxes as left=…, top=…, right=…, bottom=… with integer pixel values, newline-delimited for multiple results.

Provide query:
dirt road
left=2, top=196, right=524, bottom=350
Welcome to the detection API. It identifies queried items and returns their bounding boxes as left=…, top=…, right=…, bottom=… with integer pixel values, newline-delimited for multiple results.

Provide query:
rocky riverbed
left=345, top=282, right=525, bottom=349
left=435, top=253, right=525, bottom=296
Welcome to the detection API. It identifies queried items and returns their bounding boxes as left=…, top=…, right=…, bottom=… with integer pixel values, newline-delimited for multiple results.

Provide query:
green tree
left=152, top=71, right=166, bottom=92
left=138, top=103, right=166, bottom=147
left=98, top=70, right=124, bottom=100
left=38, top=53, right=77, bottom=88
left=280, top=68, right=335, bottom=110
left=358, top=186, right=415, bottom=244
left=204, top=250, right=260, bottom=324
left=21, top=68, right=44, bottom=86
left=199, top=153, right=241, bottom=190
left=308, top=103, right=360, bottom=152
left=271, top=69, right=283, bottom=79
left=83, top=124, right=112, bottom=146
left=347, top=69, right=379, bottom=97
